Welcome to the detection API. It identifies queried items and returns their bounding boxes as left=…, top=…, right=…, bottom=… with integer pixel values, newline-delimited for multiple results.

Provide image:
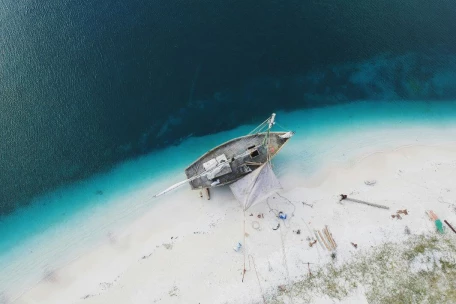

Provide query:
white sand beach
left=12, top=123, right=456, bottom=303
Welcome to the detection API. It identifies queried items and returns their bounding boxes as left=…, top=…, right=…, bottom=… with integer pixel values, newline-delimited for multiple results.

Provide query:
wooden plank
left=318, top=230, right=331, bottom=251
left=314, top=230, right=325, bottom=251
left=323, top=227, right=336, bottom=250
left=326, top=226, right=337, bottom=248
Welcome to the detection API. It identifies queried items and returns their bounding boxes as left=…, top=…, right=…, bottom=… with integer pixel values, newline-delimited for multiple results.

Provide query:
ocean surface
left=1, top=0, right=456, bottom=300
left=1, top=0, right=456, bottom=213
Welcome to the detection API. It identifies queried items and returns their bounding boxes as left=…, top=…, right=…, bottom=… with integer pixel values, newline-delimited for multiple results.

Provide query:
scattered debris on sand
left=404, top=226, right=411, bottom=235
left=364, top=180, right=377, bottom=186
left=302, top=201, right=313, bottom=208
left=168, top=285, right=179, bottom=297
left=278, top=285, right=287, bottom=292
left=163, top=243, right=173, bottom=250
left=397, top=209, right=408, bottom=215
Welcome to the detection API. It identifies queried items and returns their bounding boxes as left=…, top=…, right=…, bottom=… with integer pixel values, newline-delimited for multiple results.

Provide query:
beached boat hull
left=185, top=132, right=290, bottom=189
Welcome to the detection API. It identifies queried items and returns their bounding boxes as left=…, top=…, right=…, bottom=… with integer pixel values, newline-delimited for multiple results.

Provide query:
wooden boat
left=185, top=131, right=291, bottom=189
left=154, top=113, right=293, bottom=198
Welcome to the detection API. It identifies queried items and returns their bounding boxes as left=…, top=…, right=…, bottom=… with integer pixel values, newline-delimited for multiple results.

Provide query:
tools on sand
left=339, top=194, right=389, bottom=210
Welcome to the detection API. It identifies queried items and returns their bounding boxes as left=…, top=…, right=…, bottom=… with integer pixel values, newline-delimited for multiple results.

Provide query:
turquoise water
left=1, top=100, right=456, bottom=297
left=2, top=100, right=456, bottom=253
left=274, top=100, right=456, bottom=177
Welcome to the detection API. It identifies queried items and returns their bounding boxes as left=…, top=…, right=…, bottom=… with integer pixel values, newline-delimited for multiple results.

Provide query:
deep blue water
left=1, top=0, right=456, bottom=214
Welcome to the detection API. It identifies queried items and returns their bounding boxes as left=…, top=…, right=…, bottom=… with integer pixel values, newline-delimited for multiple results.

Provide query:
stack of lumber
left=314, top=225, right=337, bottom=251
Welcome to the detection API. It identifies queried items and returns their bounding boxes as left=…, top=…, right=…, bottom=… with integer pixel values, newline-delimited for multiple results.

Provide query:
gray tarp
left=229, top=162, right=282, bottom=210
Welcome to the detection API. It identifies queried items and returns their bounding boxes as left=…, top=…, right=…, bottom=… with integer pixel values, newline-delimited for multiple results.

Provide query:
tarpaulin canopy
left=229, top=162, right=282, bottom=210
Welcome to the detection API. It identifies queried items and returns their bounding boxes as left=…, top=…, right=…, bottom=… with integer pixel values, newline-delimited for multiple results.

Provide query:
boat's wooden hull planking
left=184, top=132, right=290, bottom=189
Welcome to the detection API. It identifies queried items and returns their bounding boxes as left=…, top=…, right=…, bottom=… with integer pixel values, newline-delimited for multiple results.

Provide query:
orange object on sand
left=426, top=210, right=438, bottom=221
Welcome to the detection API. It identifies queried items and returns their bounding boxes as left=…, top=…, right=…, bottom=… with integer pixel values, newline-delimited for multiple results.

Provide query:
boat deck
left=184, top=132, right=290, bottom=189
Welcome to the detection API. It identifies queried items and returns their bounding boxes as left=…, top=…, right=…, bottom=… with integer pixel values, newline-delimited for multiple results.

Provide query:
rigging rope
left=249, top=117, right=270, bottom=135
left=266, top=194, right=296, bottom=228
left=275, top=121, right=291, bottom=132
left=279, top=219, right=294, bottom=304
left=242, top=210, right=247, bottom=282
left=247, top=255, right=267, bottom=304
left=275, top=193, right=296, bottom=217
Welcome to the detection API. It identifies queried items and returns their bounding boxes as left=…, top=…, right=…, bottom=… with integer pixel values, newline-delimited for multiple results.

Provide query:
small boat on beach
left=154, top=113, right=293, bottom=209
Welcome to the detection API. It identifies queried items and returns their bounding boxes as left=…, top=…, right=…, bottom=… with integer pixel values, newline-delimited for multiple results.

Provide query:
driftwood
left=444, top=220, right=456, bottom=234
left=340, top=194, right=389, bottom=210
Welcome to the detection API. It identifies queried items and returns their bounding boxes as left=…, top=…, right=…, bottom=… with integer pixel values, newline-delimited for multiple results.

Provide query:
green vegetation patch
left=268, top=234, right=456, bottom=304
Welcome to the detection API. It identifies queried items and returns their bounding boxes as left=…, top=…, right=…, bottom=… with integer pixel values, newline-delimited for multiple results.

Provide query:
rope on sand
left=279, top=223, right=295, bottom=304
left=267, top=194, right=296, bottom=228
left=242, top=211, right=247, bottom=282
left=247, top=255, right=267, bottom=304
left=275, top=193, right=296, bottom=216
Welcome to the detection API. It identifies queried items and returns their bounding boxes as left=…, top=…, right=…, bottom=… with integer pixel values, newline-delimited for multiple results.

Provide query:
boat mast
left=262, top=113, right=276, bottom=149
left=268, top=113, right=276, bottom=129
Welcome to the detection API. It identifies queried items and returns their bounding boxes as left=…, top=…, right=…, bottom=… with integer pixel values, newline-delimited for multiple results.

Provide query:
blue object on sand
left=279, top=212, right=287, bottom=220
